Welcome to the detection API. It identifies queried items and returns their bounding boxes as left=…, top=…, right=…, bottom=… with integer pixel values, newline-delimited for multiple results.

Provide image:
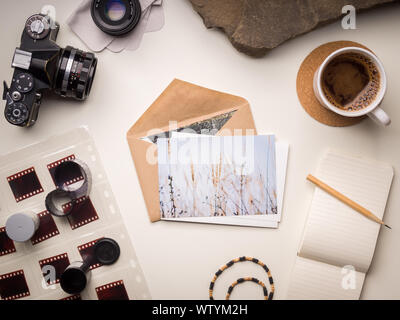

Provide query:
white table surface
left=1, top=0, right=399, bottom=300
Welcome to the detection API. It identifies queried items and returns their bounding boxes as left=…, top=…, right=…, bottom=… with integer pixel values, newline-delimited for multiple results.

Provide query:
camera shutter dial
left=5, top=102, right=29, bottom=125
left=14, top=73, right=34, bottom=93
left=25, top=14, right=50, bottom=40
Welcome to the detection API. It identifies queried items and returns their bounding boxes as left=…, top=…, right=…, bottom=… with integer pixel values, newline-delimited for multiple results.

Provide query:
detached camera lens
left=105, top=0, right=126, bottom=21
left=55, top=46, right=97, bottom=100
left=91, top=0, right=141, bottom=36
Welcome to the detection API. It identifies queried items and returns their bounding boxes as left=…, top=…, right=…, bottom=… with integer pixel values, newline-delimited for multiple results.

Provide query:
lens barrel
left=55, top=46, right=97, bottom=100
left=91, top=0, right=141, bottom=36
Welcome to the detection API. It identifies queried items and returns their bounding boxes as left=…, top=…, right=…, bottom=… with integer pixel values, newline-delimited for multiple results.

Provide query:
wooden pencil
left=307, top=174, right=391, bottom=229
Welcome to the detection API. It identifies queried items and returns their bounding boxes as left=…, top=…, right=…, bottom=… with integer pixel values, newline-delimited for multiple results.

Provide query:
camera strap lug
left=2, top=81, right=12, bottom=104
left=3, top=81, right=16, bottom=116
left=2, top=81, right=8, bottom=100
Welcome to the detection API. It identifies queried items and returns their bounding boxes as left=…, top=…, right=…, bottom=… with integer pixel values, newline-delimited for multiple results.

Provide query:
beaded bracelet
left=209, top=256, right=274, bottom=300
left=226, top=277, right=268, bottom=300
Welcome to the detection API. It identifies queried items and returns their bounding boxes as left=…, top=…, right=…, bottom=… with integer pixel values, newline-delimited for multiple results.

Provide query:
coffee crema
left=321, top=52, right=380, bottom=112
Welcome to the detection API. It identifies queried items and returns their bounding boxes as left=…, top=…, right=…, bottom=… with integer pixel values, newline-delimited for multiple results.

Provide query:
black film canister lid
left=94, top=238, right=120, bottom=265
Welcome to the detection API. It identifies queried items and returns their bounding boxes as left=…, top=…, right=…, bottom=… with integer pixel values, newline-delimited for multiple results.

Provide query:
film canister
left=60, top=261, right=92, bottom=294
left=94, top=238, right=120, bottom=265
left=5, top=212, right=39, bottom=242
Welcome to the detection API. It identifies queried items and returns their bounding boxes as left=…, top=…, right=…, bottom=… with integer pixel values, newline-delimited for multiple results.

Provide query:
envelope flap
left=127, top=79, right=250, bottom=138
left=217, top=104, right=257, bottom=136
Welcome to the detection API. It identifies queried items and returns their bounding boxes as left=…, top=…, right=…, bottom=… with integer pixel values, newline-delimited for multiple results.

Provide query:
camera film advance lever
left=2, top=13, right=98, bottom=127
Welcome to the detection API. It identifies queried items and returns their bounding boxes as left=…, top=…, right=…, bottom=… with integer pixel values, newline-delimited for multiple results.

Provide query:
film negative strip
left=63, top=196, right=99, bottom=230
left=0, top=226, right=16, bottom=257
left=31, top=211, right=60, bottom=245
left=226, top=277, right=269, bottom=300
left=60, top=294, right=81, bottom=300
left=209, top=256, right=274, bottom=300
left=47, top=155, right=84, bottom=188
left=7, top=167, right=43, bottom=202
left=39, top=253, right=70, bottom=285
left=96, top=280, right=129, bottom=300
left=52, top=158, right=91, bottom=199
left=78, top=238, right=104, bottom=270
left=0, top=269, right=30, bottom=300
left=46, top=158, right=92, bottom=218
left=46, top=189, right=76, bottom=217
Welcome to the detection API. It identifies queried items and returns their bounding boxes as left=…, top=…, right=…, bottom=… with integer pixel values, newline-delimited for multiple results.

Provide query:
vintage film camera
left=2, top=13, right=98, bottom=127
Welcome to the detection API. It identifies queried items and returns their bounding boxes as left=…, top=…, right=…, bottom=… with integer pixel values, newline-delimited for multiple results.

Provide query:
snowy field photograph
left=158, top=135, right=277, bottom=218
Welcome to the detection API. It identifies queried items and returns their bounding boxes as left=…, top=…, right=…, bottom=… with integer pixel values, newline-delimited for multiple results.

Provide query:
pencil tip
left=385, top=224, right=392, bottom=230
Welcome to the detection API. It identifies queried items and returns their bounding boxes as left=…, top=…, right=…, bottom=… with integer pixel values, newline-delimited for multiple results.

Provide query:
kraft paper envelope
left=126, top=79, right=257, bottom=222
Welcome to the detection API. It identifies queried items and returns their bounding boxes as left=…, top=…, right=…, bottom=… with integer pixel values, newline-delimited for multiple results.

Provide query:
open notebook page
left=287, top=257, right=365, bottom=300
left=299, top=150, right=393, bottom=273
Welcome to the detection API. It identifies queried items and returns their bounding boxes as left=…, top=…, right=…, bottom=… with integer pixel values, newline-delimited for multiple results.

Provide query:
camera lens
left=54, top=46, right=97, bottom=100
left=91, top=0, right=141, bottom=36
left=105, top=0, right=126, bottom=21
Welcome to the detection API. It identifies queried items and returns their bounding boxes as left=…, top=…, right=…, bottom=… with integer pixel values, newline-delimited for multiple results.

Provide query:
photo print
left=158, top=135, right=277, bottom=218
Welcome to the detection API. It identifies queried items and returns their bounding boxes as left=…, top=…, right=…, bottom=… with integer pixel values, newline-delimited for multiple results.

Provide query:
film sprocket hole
left=2, top=13, right=98, bottom=127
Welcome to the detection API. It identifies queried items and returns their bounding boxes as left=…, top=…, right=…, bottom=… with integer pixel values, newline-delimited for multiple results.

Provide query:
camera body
left=3, top=14, right=97, bottom=127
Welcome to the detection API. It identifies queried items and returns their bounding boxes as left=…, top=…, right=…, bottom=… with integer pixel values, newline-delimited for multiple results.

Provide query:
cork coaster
left=297, top=41, right=372, bottom=127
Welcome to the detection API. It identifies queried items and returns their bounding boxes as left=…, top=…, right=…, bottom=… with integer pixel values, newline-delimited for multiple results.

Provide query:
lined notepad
left=287, top=150, right=393, bottom=300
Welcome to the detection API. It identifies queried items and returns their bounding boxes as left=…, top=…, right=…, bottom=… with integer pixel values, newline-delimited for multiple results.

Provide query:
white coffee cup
left=313, top=47, right=390, bottom=126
